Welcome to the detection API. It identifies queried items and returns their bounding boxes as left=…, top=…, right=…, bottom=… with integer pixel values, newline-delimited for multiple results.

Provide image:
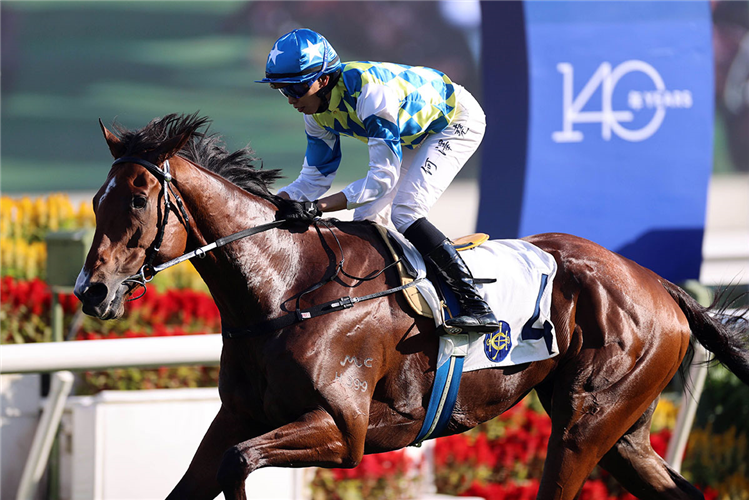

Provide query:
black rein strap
left=222, top=276, right=424, bottom=338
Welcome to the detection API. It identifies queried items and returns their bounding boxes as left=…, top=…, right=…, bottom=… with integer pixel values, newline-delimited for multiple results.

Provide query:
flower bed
left=1, top=194, right=93, bottom=279
left=312, top=394, right=744, bottom=499
left=311, top=450, right=421, bottom=500
left=1, top=194, right=205, bottom=289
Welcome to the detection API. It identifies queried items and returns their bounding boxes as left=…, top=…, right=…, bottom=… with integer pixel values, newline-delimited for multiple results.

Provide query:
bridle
left=112, top=156, right=283, bottom=299
left=112, top=156, right=189, bottom=298
left=108, top=155, right=422, bottom=336
left=111, top=156, right=185, bottom=298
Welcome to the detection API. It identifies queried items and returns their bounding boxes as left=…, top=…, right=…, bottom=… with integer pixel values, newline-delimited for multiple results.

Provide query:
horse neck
left=171, top=158, right=298, bottom=328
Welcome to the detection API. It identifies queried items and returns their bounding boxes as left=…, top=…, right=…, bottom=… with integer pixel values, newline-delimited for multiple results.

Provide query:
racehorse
left=75, top=113, right=749, bottom=500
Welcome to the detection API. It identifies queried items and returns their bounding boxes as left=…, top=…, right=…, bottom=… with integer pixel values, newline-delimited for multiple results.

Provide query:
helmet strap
left=314, top=69, right=342, bottom=114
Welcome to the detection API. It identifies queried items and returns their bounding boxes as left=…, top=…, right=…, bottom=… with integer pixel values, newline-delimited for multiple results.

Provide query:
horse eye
left=131, top=195, right=148, bottom=210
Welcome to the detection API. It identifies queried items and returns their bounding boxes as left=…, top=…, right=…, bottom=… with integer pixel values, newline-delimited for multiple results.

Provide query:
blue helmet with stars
left=255, top=29, right=341, bottom=84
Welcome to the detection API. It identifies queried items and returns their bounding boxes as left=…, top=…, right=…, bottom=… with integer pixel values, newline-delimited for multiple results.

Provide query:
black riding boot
left=426, top=240, right=500, bottom=333
left=403, top=218, right=500, bottom=334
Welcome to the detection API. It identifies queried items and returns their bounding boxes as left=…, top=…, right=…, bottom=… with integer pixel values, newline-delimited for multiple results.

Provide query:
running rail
left=2, top=335, right=222, bottom=500
left=1, top=334, right=223, bottom=374
left=15, top=371, right=74, bottom=500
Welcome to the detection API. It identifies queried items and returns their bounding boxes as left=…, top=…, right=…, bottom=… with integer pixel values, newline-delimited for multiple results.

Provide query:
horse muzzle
left=74, top=268, right=128, bottom=320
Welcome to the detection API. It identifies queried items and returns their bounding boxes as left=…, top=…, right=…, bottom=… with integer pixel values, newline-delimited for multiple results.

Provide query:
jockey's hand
left=277, top=199, right=322, bottom=228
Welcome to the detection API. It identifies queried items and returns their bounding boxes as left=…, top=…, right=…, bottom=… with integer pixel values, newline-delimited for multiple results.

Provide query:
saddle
left=374, top=225, right=489, bottom=322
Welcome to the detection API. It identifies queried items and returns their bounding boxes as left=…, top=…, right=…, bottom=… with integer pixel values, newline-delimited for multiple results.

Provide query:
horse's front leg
left=167, top=405, right=260, bottom=500
left=217, top=408, right=366, bottom=500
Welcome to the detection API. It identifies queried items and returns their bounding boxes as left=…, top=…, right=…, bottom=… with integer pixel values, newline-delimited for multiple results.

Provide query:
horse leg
left=217, top=408, right=366, bottom=500
left=167, top=405, right=255, bottom=500
left=598, top=398, right=704, bottom=500
left=534, top=346, right=684, bottom=499
left=536, top=392, right=652, bottom=499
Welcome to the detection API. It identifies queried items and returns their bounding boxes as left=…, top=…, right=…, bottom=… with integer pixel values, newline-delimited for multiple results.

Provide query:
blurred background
left=1, top=1, right=485, bottom=193
left=1, top=0, right=747, bottom=193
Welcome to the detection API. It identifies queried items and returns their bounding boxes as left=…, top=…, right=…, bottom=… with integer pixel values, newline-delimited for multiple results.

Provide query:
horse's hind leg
left=534, top=334, right=687, bottom=499
left=598, top=398, right=704, bottom=500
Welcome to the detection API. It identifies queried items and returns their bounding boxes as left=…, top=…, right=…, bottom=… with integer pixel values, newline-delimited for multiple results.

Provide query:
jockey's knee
left=391, top=205, right=424, bottom=233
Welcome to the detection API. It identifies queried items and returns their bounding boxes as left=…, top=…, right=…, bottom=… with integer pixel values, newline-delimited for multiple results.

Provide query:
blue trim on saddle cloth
left=412, top=334, right=468, bottom=447
left=520, top=273, right=555, bottom=355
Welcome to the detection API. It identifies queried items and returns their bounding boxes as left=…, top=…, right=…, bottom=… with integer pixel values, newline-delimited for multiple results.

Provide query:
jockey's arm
left=316, top=192, right=348, bottom=212
left=279, top=85, right=402, bottom=215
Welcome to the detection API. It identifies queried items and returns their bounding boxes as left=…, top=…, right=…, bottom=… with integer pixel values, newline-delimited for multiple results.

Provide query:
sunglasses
left=276, top=43, right=329, bottom=99
left=277, top=82, right=314, bottom=99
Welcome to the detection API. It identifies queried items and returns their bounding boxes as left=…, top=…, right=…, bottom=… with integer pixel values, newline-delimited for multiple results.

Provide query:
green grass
left=4, top=1, right=242, bottom=15
left=1, top=1, right=371, bottom=193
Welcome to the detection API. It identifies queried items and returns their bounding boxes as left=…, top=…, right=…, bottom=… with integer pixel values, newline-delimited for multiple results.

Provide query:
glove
left=277, top=199, right=322, bottom=228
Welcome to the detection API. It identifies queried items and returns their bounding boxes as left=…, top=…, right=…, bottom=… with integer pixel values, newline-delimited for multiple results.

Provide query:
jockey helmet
left=255, top=29, right=341, bottom=85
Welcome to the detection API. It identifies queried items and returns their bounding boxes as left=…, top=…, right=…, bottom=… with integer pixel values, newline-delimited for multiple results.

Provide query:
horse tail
left=663, top=280, right=749, bottom=386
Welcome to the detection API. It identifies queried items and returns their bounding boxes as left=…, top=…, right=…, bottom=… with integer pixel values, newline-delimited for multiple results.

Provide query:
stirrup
left=443, top=315, right=500, bottom=334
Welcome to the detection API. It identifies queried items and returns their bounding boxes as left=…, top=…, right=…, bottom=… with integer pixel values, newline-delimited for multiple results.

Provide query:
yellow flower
left=651, top=397, right=679, bottom=432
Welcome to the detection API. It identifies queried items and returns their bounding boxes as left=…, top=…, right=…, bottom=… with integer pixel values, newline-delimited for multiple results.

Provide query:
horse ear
left=100, top=119, right=125, bottom=159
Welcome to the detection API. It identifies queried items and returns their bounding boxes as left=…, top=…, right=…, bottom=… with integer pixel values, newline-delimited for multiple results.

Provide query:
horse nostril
left=84, top=283, right=109, bottom=304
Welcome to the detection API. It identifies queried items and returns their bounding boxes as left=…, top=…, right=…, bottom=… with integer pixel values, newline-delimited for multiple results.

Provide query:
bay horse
left=75, top=114, right=749, bottom=500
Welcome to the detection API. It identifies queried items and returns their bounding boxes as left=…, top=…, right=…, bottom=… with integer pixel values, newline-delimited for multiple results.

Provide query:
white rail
left=1, top=334, right=222, bottom=374
left=664, top=344, right=710, bottom=472
left=15, top=371, right=74, bottom=500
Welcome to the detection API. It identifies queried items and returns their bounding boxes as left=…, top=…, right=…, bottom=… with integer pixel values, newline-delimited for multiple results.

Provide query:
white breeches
left=352, top=85, right=487, bottom=233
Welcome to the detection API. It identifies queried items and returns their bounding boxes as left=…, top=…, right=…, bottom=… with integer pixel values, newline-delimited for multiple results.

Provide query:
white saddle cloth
left=387, top=230, right=559, bottom=371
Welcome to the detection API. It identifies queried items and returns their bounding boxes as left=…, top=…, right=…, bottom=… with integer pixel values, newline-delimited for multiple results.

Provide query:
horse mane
left=111, top=113, right=284, bottom=202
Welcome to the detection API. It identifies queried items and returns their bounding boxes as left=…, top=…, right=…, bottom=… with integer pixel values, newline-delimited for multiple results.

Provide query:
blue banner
left=478, top=1, right=714, bottom=282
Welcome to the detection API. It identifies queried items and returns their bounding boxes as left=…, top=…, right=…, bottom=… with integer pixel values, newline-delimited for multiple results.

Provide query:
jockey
left=257, top=28, right=499, bottom=334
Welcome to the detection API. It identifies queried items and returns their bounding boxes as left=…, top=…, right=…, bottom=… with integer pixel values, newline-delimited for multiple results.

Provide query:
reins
left=112, top=156, right=423, bottom=335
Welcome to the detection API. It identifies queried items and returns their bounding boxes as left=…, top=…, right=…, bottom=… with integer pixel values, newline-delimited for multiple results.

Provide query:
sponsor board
left=478, top=1, right=713, bottom=282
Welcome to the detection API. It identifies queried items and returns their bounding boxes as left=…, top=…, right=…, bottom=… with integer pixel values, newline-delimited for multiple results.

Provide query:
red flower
left=474, top=433, right=498, bottom=469
left=579, top=480, right=613, bottom=500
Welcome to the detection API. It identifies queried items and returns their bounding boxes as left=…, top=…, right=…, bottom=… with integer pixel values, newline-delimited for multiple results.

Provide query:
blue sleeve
left=362, top=114, right=402, bottom=162
left=305, top=132, right=342, bottom=176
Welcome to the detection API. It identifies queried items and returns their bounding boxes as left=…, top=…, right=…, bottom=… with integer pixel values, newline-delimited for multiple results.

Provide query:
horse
left=75, top=113, right=749, bottom=500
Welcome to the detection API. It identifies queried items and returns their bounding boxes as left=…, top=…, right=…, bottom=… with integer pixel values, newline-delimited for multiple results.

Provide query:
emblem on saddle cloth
left=484, top=321, right=512, bottom=363
left=377, top=226, right=560, bottom=371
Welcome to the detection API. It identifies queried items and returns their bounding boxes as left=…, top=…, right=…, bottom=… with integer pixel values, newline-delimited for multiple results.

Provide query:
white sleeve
left=341, top=83, right=403, bottom=209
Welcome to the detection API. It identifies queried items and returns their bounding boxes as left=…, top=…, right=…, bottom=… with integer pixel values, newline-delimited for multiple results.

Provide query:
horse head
left=74, top=116, right=201, bottom=319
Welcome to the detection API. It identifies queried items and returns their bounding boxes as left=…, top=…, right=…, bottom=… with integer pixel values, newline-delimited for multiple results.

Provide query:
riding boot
left=403, top=218, right=500, bottom=334
left=425, top=240, right=500, bottom=333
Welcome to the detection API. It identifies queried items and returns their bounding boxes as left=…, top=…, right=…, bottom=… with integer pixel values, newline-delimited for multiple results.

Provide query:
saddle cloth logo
left=484, top=321, right=512, bottom=363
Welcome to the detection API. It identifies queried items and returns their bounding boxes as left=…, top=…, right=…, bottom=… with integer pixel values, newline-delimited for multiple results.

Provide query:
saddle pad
left=442, top=239, right=560, bottom=371
left=375, top=225, right=559, bottom=370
